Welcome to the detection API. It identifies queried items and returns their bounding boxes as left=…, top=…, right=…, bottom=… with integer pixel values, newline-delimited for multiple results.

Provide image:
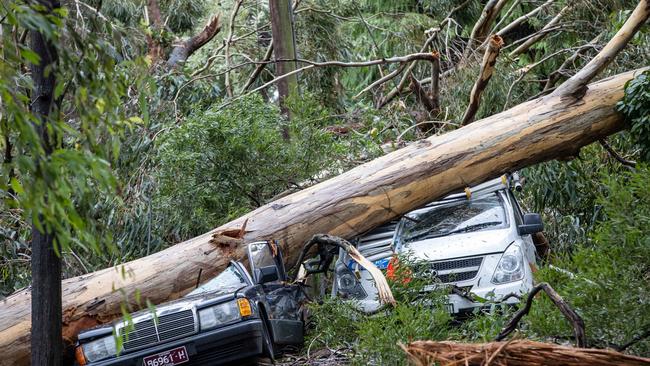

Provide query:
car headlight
left=492, top=244, right=525, bottom=284
left=199, top=298, right=252, bottom=330
left=335, top=263, right=367, bottom=299
left=80, top=334, right=117, bottom=363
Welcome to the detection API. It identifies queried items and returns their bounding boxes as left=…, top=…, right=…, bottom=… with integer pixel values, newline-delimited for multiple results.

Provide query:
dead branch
left=224, top=0, right=244, bottom=97
left=429, top=51, right=440, bottom=106
left=409, top=74, right=438, bottom=114
left=461, top=35, right=504, bottom=125
left=490, top=0, right=522, bottom=35
left=599, top=138, right=637, bottom=168
left=497, top=0, right=555, bottom=37
left=618, top=327, right=650, bottom=352
left=240, top=44, right=274, bottom=92
left=552, top=0, right=650, bottom=97
left=353, top=63, right=407, bottom=99
left=402, top=339, right=650, bottom=366
left=543, top=33, right=603, bottom=92
left=464, top=0, right=509, bottom=56
left=496, top=282, right=586, bottom=347
left=377, top=0, right=470, bottom=108
left=219, top=52, right=439, bottom=110
left=167, top=14, right=222, bottom=67
left=509, top=5, right=570, bottom=58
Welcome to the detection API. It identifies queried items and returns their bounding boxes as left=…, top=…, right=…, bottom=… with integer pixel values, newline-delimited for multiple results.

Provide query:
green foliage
left=307, top=257, right=453, bottom=365
left=0, top=0, right=149, bottom=295
left=526, top=166, right=650, bottom=355
left=155, top=95, right=350, bottom=238
left=617, top=71, right=650, bottom=161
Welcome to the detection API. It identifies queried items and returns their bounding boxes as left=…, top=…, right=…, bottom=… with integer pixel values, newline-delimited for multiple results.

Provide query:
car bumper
left=87, top=319, right=264, bottom=366
left=448, top=278, right=533, bottom=313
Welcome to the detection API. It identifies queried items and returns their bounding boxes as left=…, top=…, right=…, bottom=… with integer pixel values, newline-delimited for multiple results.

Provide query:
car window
left=248, top=242, right=276, bottom=270
left=187, top=265, right=248, bottom=296
left=397, top=193, right=507, bottom=244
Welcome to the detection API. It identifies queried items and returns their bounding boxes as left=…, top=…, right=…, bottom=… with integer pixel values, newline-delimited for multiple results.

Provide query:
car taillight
left=75, top=346, right=87, bottom=366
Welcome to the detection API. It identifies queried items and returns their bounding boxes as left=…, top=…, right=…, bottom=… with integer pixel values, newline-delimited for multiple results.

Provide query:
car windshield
left=187, top=265, right=249, bottom=296
left=397, top=193, right=507, bottom=244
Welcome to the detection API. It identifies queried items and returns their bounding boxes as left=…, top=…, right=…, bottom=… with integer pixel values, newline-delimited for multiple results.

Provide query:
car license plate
left=142, top=346, right=189, bottom=366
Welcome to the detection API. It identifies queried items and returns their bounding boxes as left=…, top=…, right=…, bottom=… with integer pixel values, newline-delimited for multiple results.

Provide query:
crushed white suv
left=332, top=174, right=544, bottom=314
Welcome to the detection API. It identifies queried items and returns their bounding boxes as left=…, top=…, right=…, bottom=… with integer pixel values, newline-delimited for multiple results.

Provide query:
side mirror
left=255, top=266, right=279, bottom=284
left=518, top=213, right=544, bottom=235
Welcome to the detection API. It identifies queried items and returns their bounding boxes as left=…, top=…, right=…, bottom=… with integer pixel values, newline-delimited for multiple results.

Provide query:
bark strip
left=402, top=339, right=650, bottom=366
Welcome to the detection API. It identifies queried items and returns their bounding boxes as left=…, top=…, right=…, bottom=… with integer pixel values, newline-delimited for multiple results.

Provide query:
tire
left=260, top=313, right=276, bottom=363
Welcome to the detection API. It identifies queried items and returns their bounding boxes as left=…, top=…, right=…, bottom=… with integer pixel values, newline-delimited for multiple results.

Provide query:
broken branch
left=496, top=282, right=586, bottom=347
left=461, top=35, right=504, bottom=125
left=509, top=5, right=570, bottom=58
left=167, top=14, right=222, bottom=67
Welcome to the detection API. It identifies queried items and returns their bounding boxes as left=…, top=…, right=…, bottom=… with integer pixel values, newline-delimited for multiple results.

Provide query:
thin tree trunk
left=269, top=0, right=298, bottom=125
left=29, top=1, right=61, bottom=365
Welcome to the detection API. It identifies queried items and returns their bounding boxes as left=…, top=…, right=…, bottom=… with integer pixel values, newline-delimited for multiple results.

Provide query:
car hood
left=399, top=228, right=512, bottom=261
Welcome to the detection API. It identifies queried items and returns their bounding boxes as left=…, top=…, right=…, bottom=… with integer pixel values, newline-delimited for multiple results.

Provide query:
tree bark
left=461, top=35, right=504, bottom=125
left=29, top=1, right=62, bottom=365
left=0, top=67, right=646, bottom=365
left=269, top=0, right=298, bottom=123
left=464, top=0, right=508, bottom=56
left=402, top=340, right=650, bottom=366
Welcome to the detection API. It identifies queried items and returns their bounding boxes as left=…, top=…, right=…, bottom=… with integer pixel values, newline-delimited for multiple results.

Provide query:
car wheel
left=261, top=315, right=276, bottom=362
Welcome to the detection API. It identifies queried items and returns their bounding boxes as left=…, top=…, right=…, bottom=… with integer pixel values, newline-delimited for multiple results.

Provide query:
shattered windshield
left=397, top=193, right=507, bottom=244
left=188, top=265, right=249, bottom=296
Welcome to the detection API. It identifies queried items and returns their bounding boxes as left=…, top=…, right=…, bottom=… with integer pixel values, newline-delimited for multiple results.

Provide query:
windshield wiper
left=444, top=221, right=502, bottom=235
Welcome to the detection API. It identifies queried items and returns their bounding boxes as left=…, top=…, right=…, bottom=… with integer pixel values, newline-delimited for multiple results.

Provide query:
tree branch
left=599, top=138, right=637, bottom=168
left=167, top=14, right=222, bottom=67
left=461, top=35, right=504, bottom=125
left=377, top=0, right=470, bottom=108
left=552, top=0, right=650, bottom=98
left=509, top=5, right=570, bottom=58
left=496, top=282, right=586, bottom=348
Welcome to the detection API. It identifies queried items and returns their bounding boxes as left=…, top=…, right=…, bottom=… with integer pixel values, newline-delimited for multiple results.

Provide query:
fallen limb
left=461, top=35, right=504, bottom=125
left=599, top=138, right=637, bottom=168
left=0, top=68, right=647, bottom=365
left=496, top=282, right=586, bottom=347
left=543, top=33, right=603, bottom=92
left=402, top=339, right=650, bottom=366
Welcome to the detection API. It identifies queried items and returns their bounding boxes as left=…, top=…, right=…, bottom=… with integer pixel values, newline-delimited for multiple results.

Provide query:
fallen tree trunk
left=402, top=340, right=650, bottom=366
left=0, top=68, right=646, bottom=365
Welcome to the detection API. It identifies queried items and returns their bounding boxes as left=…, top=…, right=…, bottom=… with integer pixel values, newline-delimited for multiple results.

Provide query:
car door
left=507, top=191, right=537, bottom=264
left=247, top=241, right=304, bottom=345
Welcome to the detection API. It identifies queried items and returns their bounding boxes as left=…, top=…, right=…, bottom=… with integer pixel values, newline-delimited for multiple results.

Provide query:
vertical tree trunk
left=269, top=0, right=298, bottom=129
left=29, top=1, right=61, bottom=365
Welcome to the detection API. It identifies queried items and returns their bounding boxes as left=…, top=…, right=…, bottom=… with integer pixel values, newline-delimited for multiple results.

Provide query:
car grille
left=356, top=221, right=397, bottom=261
left=122, top=309, right=196, bottom=351
left=424, top=256, right=483, bottom=284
